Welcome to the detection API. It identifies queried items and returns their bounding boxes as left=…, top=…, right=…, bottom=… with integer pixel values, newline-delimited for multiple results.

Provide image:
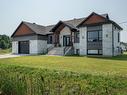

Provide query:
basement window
left=87, top=49, right=102, bottom=55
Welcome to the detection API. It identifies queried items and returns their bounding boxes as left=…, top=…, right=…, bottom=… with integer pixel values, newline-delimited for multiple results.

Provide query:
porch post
left=70, top=31, right=73, bottom=46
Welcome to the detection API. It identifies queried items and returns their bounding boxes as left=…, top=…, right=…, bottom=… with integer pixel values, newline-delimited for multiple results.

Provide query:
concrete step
left=47, top=47, right=64, bottom=56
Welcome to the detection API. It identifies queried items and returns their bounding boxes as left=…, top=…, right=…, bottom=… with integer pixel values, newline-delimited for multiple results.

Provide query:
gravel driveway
left=0, top=54, right=24, bottom=59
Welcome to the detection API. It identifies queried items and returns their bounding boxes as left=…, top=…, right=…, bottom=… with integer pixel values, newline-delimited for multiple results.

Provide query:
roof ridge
left=23, top=21, right=46, bottom=27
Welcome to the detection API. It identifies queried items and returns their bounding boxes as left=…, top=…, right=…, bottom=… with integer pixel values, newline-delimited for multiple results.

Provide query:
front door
left=63, top=36, right=71, bottom=46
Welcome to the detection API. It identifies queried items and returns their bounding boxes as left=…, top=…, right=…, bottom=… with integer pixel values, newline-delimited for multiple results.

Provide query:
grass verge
left=0, top=64, right=127, bottom=95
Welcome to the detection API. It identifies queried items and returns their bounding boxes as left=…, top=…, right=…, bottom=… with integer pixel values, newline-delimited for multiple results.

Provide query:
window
left=88, top=50, right=98, bottom=54
left=76, top=49, right=80, bottom=55
left=48, top=35, right=52, bottom=44
left=88, top=31, right=102, bottom=42
left=87, top=49, right=102, bottom=55
left=74, top=32, right=79, bottom=43
left=118, top=32, right=120, bottom=42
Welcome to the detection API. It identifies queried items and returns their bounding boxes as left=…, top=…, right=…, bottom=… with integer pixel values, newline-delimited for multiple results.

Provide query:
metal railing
left=47, top=45, right=54, bottom=53
left=64, top=46, right=72, bottom=55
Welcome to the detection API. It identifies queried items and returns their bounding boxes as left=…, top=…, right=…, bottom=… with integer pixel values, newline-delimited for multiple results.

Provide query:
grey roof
left=50, top=21, right=79, bottom=32
left=101, top=14, right=109, bottom=19
left=23, top=21, right=47, bottom=35
left=21, top=13, right=121, bottom=35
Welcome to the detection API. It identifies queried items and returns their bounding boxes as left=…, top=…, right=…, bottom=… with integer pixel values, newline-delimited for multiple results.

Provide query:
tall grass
left=0, top=64, right=127, bottom=95
left=0, top=49, right=11, bottom=55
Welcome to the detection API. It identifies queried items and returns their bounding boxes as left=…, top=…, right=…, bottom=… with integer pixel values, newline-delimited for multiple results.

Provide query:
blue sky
left=0, top=0, right=127, bottom=42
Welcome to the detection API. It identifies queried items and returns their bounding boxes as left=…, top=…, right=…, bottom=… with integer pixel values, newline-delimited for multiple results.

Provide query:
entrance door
left=63, top=36, right=71, bottom=46
left=19, top=41, right=29, bottom=54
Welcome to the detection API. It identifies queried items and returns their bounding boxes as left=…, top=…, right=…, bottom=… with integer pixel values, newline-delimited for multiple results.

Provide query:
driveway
left=0, top=54, right=23, bottom=59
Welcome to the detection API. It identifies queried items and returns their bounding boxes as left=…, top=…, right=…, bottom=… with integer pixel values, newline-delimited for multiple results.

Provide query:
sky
left=0, top=0, right=127, bottom=42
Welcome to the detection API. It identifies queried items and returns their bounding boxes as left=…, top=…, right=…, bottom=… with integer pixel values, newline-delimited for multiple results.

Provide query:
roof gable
left=78, top=12, right=108, bottom=27
left=11, top=22, right=35, bottom=37
left=50, top=21, right=78, bottom=33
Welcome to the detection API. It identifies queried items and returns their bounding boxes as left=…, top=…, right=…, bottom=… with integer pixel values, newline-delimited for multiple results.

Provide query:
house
left=120, top=42, right=127, bottom=51
left=11, top=12, right=123, bottom=56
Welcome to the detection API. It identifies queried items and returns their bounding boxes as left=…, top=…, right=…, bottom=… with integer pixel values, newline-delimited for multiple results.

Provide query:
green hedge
left=0, top=64, right=127, bottom=95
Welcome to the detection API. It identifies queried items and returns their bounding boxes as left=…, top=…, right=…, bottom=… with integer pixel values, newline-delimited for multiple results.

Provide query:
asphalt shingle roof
left=22, top=13, right=122, bottom=35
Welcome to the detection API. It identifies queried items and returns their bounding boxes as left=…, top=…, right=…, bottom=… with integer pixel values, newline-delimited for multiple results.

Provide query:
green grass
left=0, top=49, right=11, bottom=54
left=0, top=52, right=127, bottom=95
left=0, top=52, right=127, bottom=76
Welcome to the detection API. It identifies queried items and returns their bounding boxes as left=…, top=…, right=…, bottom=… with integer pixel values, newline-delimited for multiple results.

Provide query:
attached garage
left=18, top=41, right=29, bottom=54
left=11, top=21, right=49, bottom=54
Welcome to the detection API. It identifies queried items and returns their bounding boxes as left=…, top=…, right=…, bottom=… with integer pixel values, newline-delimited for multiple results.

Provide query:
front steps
left=47, top=47, right=64, bottom=56
left=47, top=46, right=74, bottom=56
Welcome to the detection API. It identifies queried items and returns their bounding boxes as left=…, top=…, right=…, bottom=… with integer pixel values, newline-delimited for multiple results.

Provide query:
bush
left=0, top=35, right=11, bottom=49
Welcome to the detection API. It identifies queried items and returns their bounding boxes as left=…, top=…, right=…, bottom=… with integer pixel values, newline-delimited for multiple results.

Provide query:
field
left=0, top=49, right=11, bottom=55
left=0, top=53, right=127, bottom=95
left=0, top=53, right=127, bottom=75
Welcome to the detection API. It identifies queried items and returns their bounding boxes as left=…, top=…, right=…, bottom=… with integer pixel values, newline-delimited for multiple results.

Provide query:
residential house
left=11, top=12, right=123, bottom=56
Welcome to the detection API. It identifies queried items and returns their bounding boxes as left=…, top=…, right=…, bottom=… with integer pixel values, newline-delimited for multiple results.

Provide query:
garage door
left=19, top=41, right=29, bottom=54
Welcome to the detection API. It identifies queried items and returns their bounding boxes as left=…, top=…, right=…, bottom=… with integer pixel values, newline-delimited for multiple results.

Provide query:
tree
left=0, top=35, right=11, bottom=49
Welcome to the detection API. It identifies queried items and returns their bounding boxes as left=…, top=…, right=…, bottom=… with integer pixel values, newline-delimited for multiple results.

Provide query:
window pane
left=88, top=31, right=98, bottom=42
left=99, top=50, right=102, bottom=54
left=88, top=50, right=98, bottom=54
left=74, top=32, right=79, bottom=43
left=99, top=31, right=102, bottom=41
left=88, top=31, right=102, bottom=42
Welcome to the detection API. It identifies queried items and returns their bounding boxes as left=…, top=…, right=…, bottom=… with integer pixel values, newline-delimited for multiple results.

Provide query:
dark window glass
left=48, top=35, right=52, bottom=44
left=88, top=31, right=102, bottom=42
left=74, top=32, right=79, bottom=43
left=99, top=50, right=102, bottom=54
left=76, top=49, right=80, bottom=55
left=118, top=32, right=120, bottom=42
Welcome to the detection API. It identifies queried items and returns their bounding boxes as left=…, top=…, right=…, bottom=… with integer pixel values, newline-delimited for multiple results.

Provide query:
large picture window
left=88, top=31, right=102, bottom=42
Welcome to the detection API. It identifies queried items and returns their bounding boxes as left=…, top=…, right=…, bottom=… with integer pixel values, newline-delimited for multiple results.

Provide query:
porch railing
left=47, top=45, right=54, bottom=52
left=64, top=46, right=73, bottom=55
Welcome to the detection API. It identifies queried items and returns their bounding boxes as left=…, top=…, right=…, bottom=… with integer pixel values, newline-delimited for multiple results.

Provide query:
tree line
left=0, top=35, right=11, bottom=49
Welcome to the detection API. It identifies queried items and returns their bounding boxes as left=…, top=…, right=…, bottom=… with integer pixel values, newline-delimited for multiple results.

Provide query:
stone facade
left=79, top=27, right=87, bottom=55
left=12, top=41, right=18, bottom=54
left=102, top=24, right=113, bottom=56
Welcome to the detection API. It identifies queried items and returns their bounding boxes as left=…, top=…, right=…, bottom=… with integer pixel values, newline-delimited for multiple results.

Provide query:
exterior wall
left=47, top=44, right=54, bottom=48
left=113, top=26, right=121, bottom=55
left=30, top=40, right=38, bottom=54
left=82, top=14, right=107, bottom=25
left=30, top=40, right=47, bottom=54
left=12, top=35, right=48, bottom=54
left=102, top=24, right=113, bottom=56
left=79, top=27, right=87, bottom=55
left=13, top=23, right=34, bottom=37
left=12, top=35, right=37, bottom=41
left=59, top=27, right=71, bottom=46
left=12, top=41, right=18, bottom=54
left=74, top=43, right=80, bottom=54
left=38, top=40, right=47, bottom=54
left=12, top=35, right=47, bottom=41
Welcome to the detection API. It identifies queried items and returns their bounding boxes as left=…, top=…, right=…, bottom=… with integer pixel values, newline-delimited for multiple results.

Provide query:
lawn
left=0, top=49, right=11, bottom=55
left=0, top=53, right=127, bottom=94
left=0, top=52, right=127, bottom=76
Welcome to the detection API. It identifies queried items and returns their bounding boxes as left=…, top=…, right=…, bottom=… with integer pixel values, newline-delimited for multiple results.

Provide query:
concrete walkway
left=0, top=54, right=23, bottom=59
